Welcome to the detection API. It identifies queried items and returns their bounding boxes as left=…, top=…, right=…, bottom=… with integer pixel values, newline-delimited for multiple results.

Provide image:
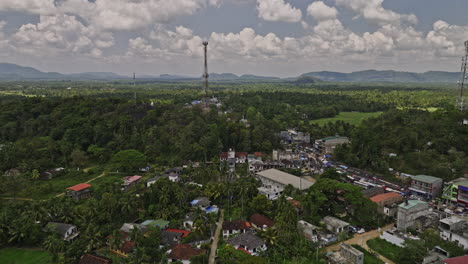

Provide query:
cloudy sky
left=0, top=0, right=467, bottom=77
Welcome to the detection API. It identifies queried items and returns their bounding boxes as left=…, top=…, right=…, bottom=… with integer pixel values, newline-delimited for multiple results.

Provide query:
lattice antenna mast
left=457, top=40, right=468, bottom=111
left=133, top=72, right=136, bottom=86
left=202, top=41, right=209, bottom=97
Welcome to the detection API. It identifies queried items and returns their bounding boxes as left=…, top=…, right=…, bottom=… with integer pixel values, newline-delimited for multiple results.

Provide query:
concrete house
left=323, top=216, right=350, bottom=234
left=370, top=192, right=404, bottom=217
left=409, top=175, right=443, bottom=200
left=66, top=183, right=92, bottom=200
left=255, top=169, right=314, bottom=200
left=44, top=222, right=79, bottom=241
left=439, top=216, right=468, bottom=250
left=167, top=244, right=205, bottom=264
left=329, top=243, right=364, bottom=264
left=226, top=232, right=267, bottom=256
left=222, top=220, right=251, bottom=238
left=121, top=175, right=142, bottom=192
left=190, top=197, right=211, bottom=210
left=250, top=213, right=274, bottom=231
left=314, top=136, right=350, bottom=154
left=397, top=200, right=430, bottom=232
left=297, top=220, right=319, bottom=243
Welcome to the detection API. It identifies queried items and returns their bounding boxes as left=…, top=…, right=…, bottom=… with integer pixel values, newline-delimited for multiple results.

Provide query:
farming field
left=310, top=111, right=383, bottom=126
left=0, top=248, right=52, bottom=264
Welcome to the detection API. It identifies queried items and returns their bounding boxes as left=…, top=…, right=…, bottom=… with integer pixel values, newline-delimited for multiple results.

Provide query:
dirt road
left=208, top=209, right=224, bottom=264
left=326, top=224, right=395, bottom=264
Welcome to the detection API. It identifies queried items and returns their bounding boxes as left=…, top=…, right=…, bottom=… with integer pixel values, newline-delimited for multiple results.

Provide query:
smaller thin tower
left=457, top=40, right=468, bottom=111
left=133, top=72, right=136, bottom=86
left=202, top=41, right=209, bottom=97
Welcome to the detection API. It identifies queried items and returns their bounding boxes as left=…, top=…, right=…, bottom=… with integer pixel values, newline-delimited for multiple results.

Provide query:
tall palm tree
left=43, top=234, right=65, bottom=258
left=259, top=228, right=279, bottom=247
left=109, top=230, right=123, bottom=251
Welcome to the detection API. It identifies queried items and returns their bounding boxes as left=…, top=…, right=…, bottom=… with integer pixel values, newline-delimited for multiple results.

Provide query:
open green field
left=0, top=248, right=52, bottom=264
left=351, top=244, right=384, bottom=264
left=367, top=238, right=403, bottom=262
left=310, top=111, right=383, bottom=126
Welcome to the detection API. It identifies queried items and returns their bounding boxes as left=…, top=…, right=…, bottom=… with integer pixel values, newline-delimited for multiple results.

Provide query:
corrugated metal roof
left=398, top=199, right=427, bottom=209
left=413, top=175, right=442, bottom=184
left=256, top=169, right=314, bottom=190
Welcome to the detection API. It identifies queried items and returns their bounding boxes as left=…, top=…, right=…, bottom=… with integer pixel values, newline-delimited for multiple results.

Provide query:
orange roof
left=237, top=248, right=251, bottom=255
left=166, top=229, right=191, bottom=238
left=370, top=192, right=402, bottom=203
left=67, top=183, right=91, bottom=192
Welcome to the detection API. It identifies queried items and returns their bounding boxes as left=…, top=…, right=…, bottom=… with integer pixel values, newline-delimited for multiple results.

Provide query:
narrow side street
left=209, top=209, right=224, bottom=264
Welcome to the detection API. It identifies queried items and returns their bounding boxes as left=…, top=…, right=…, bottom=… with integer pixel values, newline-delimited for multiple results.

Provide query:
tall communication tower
left=457, top=40, right=468, bottom=111
left=202, top=41, right=209, bottom=97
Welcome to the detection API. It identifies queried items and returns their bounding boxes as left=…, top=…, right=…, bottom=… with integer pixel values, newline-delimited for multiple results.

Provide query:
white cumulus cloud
left=335, top=0, right=417, bottom=25
left=256, top=0, right=302, bottom=23
left=307, top=1, right=338, bottom=21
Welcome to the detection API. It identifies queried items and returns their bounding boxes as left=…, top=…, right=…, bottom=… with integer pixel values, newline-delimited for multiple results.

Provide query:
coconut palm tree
left=259, top=228, right=279, bottom=247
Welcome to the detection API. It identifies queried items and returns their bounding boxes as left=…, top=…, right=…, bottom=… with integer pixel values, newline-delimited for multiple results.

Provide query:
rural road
left=208, top=209, right=224, bottom=264
left=326, top=223, right=395, bottom=264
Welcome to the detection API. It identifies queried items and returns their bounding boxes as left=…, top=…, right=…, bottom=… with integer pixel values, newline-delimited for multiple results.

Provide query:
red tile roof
left=168, top=244, right=206, bottom=260
left=67, top=183, right=91, bottom=192
left=237, top=248, right=251, bottom=255
left=236, top=152, right=248, bottom=158
left=120, top=241, right=135, bottom=254
left=222, top=220, right=250, bottom=231
left=220, top=152, right=228, bottom=159
left=444, top=255, right=468, bottom=264
left=254, top=152, right=263, bottom=157
left=122, top=175, right=142, bottom=183
left=370, top=192, right=402, bottom=203
left=166, top=229, right=191, bottom=238
left=79, top=254, right=111, bottom=264
left=250, top=213, right=274, bottom=228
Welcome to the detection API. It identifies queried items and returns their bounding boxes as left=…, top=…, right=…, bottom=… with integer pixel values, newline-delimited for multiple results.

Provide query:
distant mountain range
left=0, top=63, right=461, bottom=83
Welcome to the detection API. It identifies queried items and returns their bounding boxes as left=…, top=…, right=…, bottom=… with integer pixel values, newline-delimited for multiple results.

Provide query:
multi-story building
left=439, top=216, right=468, bottom=250
left=442, top=179, right=468, bottom=207
left=409, top=175, right=443, bottom=200
left=397, top=200, right=430, bottom=232
left=314, top=136, right=350, bottom=154
left=255, top=169, right=314, bottom=200
left=457, top=181, right=468, bottom=206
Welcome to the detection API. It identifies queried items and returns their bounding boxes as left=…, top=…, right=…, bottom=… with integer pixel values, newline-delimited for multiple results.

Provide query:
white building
left=255, top=169, right=314, bottom=200
left=439, top=216, right=468, bottom=250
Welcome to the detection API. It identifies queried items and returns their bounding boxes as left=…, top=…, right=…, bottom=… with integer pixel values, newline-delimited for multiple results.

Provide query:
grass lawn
left=351, top=244, right=384, bottom=264
left=0, top=248, right=53, bottom=264
left=309, top=111, right=383, bottom=126
left=367, top=238, right=403, bottom=262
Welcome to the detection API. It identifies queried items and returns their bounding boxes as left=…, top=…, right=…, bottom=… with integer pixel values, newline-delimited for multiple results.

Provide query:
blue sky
left=0, top=0, right=467, bottom=77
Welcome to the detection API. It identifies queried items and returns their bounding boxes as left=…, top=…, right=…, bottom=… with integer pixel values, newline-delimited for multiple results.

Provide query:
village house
left=183, top=213, right=196, bottom=230
left=250, top=213, right=274, bottom=231
left=121, top=175, right=142, bottom=192
left=161, top=229, right=190, bottom=246
left=78, top=254, right=112, bottom=264
left=66, top=183, right=92, bottom=200
left=141, top=219, right=170, bottom=230
left=329, top=243, right=364, bottom=264
left=4, top=168, right=22, bottom=177
left=226, top=232, right=267, bottom=256
left=297, top=220, right=319, bottom=243
left=44, top=222, right=79, bottom=241
left=255, top=169, right=314, bottom=200
left=397, top=199, right=430, bottom=232
left=409, top=175, right=443, bottom=200
left=40, top=167, right=65, bottom=180
left=314, top=135, right=350, bottom=154
left=443, top=255, right=468, bottom=264
left=323, top=216, right=350, bottom=234
left=222, top=220, right=251, bottom=238
left=370, top=192, right=404, bottom=217
left=361, top=186, right=385, bottom=198
left=167, top=244, right=206, bottom=264
left=439, top=216, right=468, bottom=250
left=190, top=197, right=211, bottom=210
